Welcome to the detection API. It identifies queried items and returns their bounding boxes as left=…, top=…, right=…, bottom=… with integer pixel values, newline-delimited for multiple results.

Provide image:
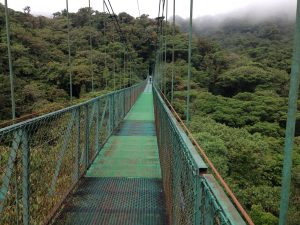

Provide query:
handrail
left=0, top=80, right=147, bottom=225
left=155, top=86, right=254, bottom=225
left=0, top=83, right=143, bottom=133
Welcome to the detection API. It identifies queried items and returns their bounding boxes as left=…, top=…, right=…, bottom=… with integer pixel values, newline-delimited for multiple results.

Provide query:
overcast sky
left=0, top=0, right=296, bottom=19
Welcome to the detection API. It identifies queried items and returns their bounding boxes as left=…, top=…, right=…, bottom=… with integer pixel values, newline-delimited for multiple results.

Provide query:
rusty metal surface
left=52, top=177, right=167, bottom=225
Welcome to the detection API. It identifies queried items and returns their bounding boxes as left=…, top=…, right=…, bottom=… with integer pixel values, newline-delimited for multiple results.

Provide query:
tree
left=23, top=6, right=31, bottom=14
left=215, top=66, right=271, bottom=96
left=53, top=12, right=62, bottom=18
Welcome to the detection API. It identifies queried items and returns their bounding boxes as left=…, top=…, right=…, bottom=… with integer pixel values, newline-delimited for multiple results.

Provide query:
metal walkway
left=53, top=83, right=167, bottom=225
left=0, top=81, right=248, bottom=224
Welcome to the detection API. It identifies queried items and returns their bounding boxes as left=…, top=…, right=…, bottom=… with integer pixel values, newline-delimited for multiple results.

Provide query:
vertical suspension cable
left=186, top=0, right=193, bottom=123
left=158, top=0, right=162, bottom=22
left=171, top=0, right=175, bottom=104
left=160, top=0, right=165, bottom=91
left=112, top=26, right=116, bottom=90
left=159, top=18, right=163, bottom=91
left=123, top=52, right=126, bottom=88
left=160, top=32, right=163, bottom=91
left=66, top=0, right=72, bottom=100
left=104, top=0, right=131, bottom=89
left=164, top=0, right=168, bottom=95
left=154, top=0, right=161, bottom=86
left=136, top=0, right=141, bottom=17
left=279, top=0, right=300, bottom=224
left=88, top=0, right=94, bottom=92
left=128, top=55, right=130, bottom=86
left=4, top=0, right=16, bottom=121
left=130, top=57, right=132, bottom=86
left=103, top=0, right=108, bottom=89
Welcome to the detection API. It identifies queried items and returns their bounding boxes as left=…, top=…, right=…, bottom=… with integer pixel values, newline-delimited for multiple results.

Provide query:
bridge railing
left=153, top=85, right=247, bottom=225
left=0, top=81, right=146, bottom=225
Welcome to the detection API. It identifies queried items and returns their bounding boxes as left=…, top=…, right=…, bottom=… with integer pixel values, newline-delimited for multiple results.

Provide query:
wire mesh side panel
left=199, top=177, right=229, bottom=225
left=0, top=109, right=80, bottom=225
left=153, top=86, right=246, bottom=225
left=0, top=129, right=25, bottom=225
left=154, top=89, right=200, bottom=225
left=113, top=90, right=125, bottom=128
left=0, top=81, right=146, bottom=225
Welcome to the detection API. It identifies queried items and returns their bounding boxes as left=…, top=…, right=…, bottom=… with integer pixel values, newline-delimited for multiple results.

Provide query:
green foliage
left=250, top=205, right=278, bottom=225
left=198, top=19, right=294, bottom=73
left=188, top=115, right=284, bottom=223
left=1, top=3, right=299, bottom=224
left=214, top=65, right=289, bottom=96
left=167, top=16, right=297, bottom=224
left=0, top=5, right=155, bottom=121
left=194, top=132, right=229, bottom=176
left=216, top=65, right=271, bottom=95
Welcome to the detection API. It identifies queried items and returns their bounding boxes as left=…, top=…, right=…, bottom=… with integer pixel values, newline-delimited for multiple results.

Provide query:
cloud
left=175, top=0, right=296, bottom=34
left=0, top=0, right=297, bottom=19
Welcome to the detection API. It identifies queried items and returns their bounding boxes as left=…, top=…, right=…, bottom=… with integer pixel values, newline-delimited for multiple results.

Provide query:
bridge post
left=129, top=87, right=132, bottom=109
left=107, top=97, right=111, bottom=135
left=111, top=94, right=115, bottom=132
left=85, top=105, right=90, bottom=170
left=76, top=108, right=80, bottom=181
left=21, top=129, right=30, bottom=225
left=123, top=90, right=126, bottom=117
left=96, top=100, right=100, bottom=153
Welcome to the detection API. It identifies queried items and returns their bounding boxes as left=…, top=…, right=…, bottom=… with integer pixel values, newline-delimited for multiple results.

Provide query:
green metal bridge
left=0, top=81, right=249, bottom=225
left=1, top=0, right=300, bottom=224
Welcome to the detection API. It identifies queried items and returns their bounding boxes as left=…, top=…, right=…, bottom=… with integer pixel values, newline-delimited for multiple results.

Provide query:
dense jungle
left=0, top=3, right=299, bottom=224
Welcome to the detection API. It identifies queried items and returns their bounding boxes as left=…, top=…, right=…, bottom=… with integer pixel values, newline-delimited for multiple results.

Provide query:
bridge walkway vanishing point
left=53, top=83, right=168, bottom=225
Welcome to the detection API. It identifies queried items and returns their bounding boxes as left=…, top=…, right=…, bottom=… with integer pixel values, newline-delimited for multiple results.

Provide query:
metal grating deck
left=53, top=178, right=167, bottom=225
left=53, top=84, right=167, bottom=225
left=114, top=120, right=156, bottom=136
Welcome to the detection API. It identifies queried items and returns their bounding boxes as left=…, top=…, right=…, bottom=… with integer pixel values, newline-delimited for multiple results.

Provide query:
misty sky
left=0, top=0, right=296, bottom=19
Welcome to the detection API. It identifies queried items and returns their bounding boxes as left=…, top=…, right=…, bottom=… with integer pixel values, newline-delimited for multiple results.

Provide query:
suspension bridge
left=0, top=81, right=249, bottom=225
left=1, top=0, right=300, bottom=224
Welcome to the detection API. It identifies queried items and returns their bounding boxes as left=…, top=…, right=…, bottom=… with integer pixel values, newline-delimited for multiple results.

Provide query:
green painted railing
left=0, top=81, right=146, bottom=225
left=153, top=85, right=247, bottom=225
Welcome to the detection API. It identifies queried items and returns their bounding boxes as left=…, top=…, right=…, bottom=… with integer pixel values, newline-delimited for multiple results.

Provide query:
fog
left=0, top=0, right=297, bottom=20
left=176, top=0, right=297, bottom=33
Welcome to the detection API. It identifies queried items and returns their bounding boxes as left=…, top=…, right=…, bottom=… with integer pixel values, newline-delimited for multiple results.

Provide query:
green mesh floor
left=87, top=87, right=161, bottom=178
left=86, top=136, right=161, bottom=177
left=124, top=94, right=155, bottom=121
left=54, top=85, right=166, bottom=225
